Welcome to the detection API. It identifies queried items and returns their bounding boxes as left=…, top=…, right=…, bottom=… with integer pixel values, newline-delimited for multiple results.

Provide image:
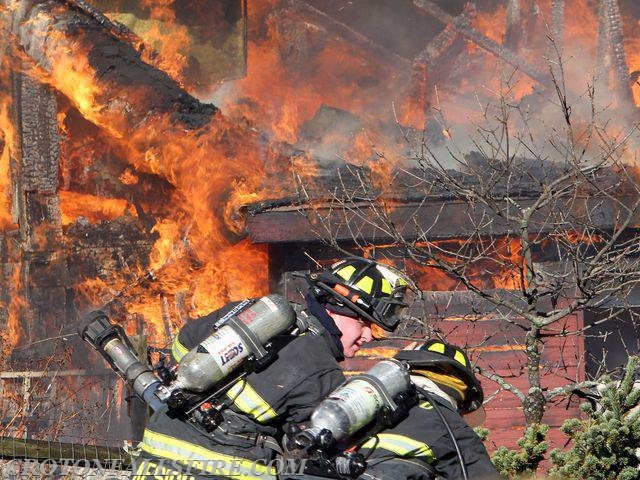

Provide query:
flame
left=561, top=229, right=606, bottom=245
left=119, top=167, right=140, bottom=185
left=364, top=237, right=525, bottom=292
left=135, top=0, right=191, bottom=85
left=625, top=19, right=640, bottom=106
left=14, top=6, right=280, bottom=340
left=0, top=43, right=21, bottom=363
left=2, top=253, right=26, bottom=365
left=59, top=191, right=137, bottom=225
left=0, top=92, right=15, bottom=228
left=472, top=4, right=506, bottom=45
left=220, top=1, right=405, bottom=151
left=36, top=32, right=116, bottom=136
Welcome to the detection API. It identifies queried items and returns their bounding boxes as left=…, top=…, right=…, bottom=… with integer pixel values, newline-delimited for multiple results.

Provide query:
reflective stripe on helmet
left=396, top=341, right=484, bottom=414
left=336, top=265, right=356, bottom=281
left=454, top=350, right=468, bottom=367
left=376, top=263, right=409, bottom=289
left=355, top=276, right=374, bottom=294
left=309, top=256, right=411, bottom=331
left=362, top=433, right=436, bottom=462
left=426, top=342, right=445, bottom=354
left=426, top=341, right=470, bottom=368
left=140, top=429, right=277, bottom=479
left=226, top=379, right=278, bottom=422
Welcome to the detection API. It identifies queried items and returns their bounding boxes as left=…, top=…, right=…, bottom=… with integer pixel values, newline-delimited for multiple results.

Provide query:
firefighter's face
left=328, top=311, right=373, bottom=357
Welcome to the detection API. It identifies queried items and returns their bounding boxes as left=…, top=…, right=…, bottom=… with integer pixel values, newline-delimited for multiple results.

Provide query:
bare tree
left=293, top=46, right=640, bottom=434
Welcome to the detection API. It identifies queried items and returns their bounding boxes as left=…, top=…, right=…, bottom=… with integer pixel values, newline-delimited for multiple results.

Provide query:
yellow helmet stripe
left=336, top=265, right=356, bottom=281
left=454, top=350, right=468, bottom=366
left=355, top=276, right=374, bottom=294
left=414, top=369, right=468, bottom=400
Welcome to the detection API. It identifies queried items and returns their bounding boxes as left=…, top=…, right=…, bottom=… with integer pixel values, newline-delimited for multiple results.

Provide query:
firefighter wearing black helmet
left=356, top=340, right=502, bottom=480
left=307, top=256, right=411, bottom=333
left=132, top=256, right=413, bottom=480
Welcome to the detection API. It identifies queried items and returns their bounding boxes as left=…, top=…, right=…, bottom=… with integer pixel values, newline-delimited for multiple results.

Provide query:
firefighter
left=132, top=256, right=412, bottom=480
left=356, top=340, right=502, bottom=480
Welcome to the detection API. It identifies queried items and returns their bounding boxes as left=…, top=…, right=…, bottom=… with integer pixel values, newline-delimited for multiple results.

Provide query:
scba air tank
left=309, top=359, right=411, bottom=442
left=156, top=294, right=295, bottom=402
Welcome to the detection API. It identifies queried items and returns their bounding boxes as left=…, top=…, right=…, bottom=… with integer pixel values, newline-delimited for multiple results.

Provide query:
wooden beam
left=412, top=0, right=548, bottom=85
left=244, top=195, right=626, bottom=244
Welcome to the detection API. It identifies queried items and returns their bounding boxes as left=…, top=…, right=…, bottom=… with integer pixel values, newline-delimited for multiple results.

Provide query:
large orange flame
left=14, top=3, right=276, bottom=343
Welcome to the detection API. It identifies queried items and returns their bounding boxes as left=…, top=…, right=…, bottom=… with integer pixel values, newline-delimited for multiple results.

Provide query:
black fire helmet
left=395, top=339, right=484, bottom=415
left=307, top=256, right=413, bottom=332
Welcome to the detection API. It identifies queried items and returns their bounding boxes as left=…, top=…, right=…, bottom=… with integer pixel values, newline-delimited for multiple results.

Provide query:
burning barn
left=0, top=0, right=639, bottom=466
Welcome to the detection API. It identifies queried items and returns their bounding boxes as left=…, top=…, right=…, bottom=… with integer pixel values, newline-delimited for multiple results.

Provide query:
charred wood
left=505, top=0, right=521, bottom=51
left=160, top=295, right=174, bottom=343
left=601, top=0, right=635, bottom=107
left=412, top=0, right=548, bottom=86
left=409, top=3, right=475, bottom=122
left=174, top=292, right=189, bottom=328
left=290, top=1, right=411, bottom=69
left=10, top=77, right=59, bottom=197
left=61, top=0, right=147, bottom=56
left=7, top=60, right=69, bottom=343
left=550, top=0, right=565, bottom=53
left=7, top=0, right=217, bottom=137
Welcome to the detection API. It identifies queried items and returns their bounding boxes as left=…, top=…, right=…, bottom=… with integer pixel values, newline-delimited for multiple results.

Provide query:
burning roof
left=0, top=0, right=639, bottom=354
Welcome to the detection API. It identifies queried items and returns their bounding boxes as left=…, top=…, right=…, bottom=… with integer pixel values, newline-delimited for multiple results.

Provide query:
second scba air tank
left=303, top=359, right=412, bottom=444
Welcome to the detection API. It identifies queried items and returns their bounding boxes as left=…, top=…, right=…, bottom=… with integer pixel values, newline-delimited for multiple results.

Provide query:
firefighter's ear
left=404, top=341, right=419, bottom=350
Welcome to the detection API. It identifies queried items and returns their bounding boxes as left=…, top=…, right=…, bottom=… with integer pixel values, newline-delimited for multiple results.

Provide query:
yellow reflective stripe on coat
left=171, top=337, right=189, bottom=362
left=362, top=433, right=436, bottom=462
left=140, top=429, right=277, bottom=479
left=225, top=379, right=278, bottom=422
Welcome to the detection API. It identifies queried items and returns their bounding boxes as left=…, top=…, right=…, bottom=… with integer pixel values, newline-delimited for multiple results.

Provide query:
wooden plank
left=8, top=69, right=67, bottom=345
left=11, top=0, right=217, bottom=136
left=13, top=78, right=59, bottom=195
